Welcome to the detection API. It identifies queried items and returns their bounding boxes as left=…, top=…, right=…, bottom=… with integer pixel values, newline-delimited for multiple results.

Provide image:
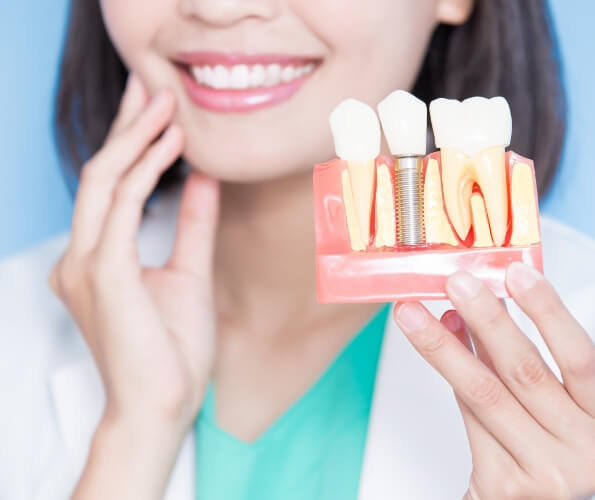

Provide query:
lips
left=174, top=51, right=321, bottom=112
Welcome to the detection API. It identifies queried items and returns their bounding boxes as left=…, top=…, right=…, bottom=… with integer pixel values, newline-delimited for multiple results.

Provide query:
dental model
left=313, top=92, right=543, bottom=302
left=329, top=99, right=381, bottom=251
left=378, top=90, right=426, bottom=247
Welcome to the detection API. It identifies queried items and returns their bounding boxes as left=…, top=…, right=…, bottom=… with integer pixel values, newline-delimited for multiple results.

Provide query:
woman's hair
left=55, top=0, right=565, bottom=195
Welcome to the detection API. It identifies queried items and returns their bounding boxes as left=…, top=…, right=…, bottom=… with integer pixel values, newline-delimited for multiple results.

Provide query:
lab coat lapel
left=358, top=301, right=472, bottom=500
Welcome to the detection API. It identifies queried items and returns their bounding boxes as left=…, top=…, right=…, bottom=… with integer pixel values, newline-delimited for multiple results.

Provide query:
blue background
left=0, top=1, right=593, bottom=259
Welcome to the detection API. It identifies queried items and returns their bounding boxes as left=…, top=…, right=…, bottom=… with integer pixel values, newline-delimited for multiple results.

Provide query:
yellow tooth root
left=424, top=159, right=459, bottom=246
left=347, top=160, right=375, bottom=247
left=342, top=169, right=366, bottom=251
left=510, top=163, right=541, bottom=246
left=471, top=193, right=494, bottom=247
left=441, top=146, right=509, bottom=247
left=374, top=164, right=396, bottom=248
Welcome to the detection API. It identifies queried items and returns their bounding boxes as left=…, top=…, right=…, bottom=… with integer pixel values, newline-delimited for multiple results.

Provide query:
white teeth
left=250, top=64, right=266, bottom=87
left=281, top=66, right=296, bottom=83
left=230, top=64, right=250, bottom=89
left=378, top=90, right=427, bottom=156
left=265, top=64, right=282, bottom=86
left=190, top=62, right=315, bottom=90
left=212, top=65, right=230, bottom=89
left=430, top=96, right=512, bottom=157
left=329, top=99, right=381, bottom=162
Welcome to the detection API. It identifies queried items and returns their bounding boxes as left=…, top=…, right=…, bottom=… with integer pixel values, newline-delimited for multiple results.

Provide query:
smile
left=175, top=52, right=321, bottom=113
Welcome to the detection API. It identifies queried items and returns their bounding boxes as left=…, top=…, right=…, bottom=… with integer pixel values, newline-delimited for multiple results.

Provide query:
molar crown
left=430, top=96, right=512, bottom=156
left=329, top=99, right=381, bottom=162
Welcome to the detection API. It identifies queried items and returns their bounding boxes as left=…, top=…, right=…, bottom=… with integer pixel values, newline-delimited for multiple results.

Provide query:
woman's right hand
left=49, top=75, right=219, bottom=499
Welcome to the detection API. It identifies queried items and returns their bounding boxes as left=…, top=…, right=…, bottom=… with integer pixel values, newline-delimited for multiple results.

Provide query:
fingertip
left=123, top=72, right=149, bottom=105
left=393, top=301, right=428, bottom=333
left=505, top=261, right=542, bottom=296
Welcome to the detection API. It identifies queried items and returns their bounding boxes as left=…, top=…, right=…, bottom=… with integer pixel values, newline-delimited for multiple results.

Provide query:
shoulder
left=540, top=215, right=595, bottom=282
left=0, top=234, right=84, bottom=498
left=513, top=216, right=595, bottom=339
left=540, top=216, right=595, bottom=307
left=0, top=233, right=78, bottom=347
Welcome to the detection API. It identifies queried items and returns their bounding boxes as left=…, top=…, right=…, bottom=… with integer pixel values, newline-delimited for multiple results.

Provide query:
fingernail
left=394, top=303, right=427, bottom=333
left=506, top=262, right=541, bottom=294
left=446, top=272, right=482, bottom=300
left=441, top=310, right=463, bottom=333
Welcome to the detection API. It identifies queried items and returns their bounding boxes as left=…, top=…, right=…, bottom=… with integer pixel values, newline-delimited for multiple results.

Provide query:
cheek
left=296, top=0, right=437, bottom=97
left=99, top=0, right=171, bottom=71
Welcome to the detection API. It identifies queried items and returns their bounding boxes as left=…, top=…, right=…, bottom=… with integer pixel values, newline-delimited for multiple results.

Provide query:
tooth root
left=374, top=164, right=396, bottom=248
left=441, top=148, right=474, bottom=240
left=342, top=170, right=365, bottom=251
left=423, top=159, right=459, bottom=246
left=441, top=147, right=509, bottom=247
left=347, top=160, right=375, bottom=247
left=474, top=147, right=509, bottom=246
left=471, top=193, right=494, bottom=247
left=510, top=163, right=541, bottom=246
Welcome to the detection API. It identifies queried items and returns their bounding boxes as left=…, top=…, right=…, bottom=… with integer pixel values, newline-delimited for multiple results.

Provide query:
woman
left=1, top=0, right=594, bottom=498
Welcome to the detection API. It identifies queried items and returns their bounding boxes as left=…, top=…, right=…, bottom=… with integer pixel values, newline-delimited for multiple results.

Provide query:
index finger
left=106, top=73, right=150, bottom=140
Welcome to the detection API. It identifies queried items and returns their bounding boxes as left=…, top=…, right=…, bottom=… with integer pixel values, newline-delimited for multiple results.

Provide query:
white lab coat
left=1, top=187, right=594, bottom=500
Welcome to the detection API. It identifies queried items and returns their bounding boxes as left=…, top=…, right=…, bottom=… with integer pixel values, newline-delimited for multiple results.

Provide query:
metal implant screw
left=395, top=156, right=425, bottom=247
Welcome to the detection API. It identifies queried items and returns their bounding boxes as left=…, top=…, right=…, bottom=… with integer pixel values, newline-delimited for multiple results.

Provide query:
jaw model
left=314, top=93, right=542, bottom=303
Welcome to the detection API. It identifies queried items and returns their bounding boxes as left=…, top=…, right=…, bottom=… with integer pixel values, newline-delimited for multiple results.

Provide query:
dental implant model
left=378, top=90, right=427, bottom=247
left=313, top=91, right=543, bottom=303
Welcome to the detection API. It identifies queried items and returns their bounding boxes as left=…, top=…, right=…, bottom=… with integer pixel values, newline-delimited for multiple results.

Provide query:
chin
left=182, top=142, right=303, bottom=183
left=181, top=129, right=333, bottom=183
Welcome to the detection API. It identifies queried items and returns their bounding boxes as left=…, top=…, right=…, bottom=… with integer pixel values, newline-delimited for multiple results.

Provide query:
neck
left=214, top=169, right=316, bottom=330
left=214, top=168, right=380, bottom=341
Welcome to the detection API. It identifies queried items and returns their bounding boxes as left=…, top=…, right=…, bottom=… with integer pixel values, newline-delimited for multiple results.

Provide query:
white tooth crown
left=377, top=90, right=427, bottom=156
left=430, top=96, right=512, bottom=157
left=329, top=99, right=381, bottom=162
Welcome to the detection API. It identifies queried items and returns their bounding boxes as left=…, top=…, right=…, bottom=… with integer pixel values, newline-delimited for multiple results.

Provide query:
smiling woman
left=56, top=0, right=563, bottom=188
left=2, top=0, right=595, bottom=499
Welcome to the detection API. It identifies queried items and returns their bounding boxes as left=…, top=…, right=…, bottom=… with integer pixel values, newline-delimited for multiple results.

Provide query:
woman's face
left=100, top=0, right=471, bottom=182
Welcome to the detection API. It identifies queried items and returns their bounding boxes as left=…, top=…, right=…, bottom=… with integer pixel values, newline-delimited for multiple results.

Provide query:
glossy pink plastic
left=313, top=151, right=543, bottom=303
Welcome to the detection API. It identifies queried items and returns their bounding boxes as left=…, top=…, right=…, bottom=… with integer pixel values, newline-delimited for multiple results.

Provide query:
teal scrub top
left=194, top=305, right=390, bottom=500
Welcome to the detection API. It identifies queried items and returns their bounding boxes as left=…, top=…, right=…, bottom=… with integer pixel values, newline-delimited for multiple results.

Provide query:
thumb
left=167, top=171, right=220, bottom=282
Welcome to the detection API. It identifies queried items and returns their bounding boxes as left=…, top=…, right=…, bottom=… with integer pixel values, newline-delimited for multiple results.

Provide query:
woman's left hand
left=393, top=262, right=595, bottom=500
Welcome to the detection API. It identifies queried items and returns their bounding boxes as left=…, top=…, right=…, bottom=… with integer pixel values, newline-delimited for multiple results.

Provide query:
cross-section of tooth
left=423, top=159, right=458, bottom=246
left=510, top=163, right=540, bottom=246
left=430, top=97, right=512, bottom=246
left=374, top=163, right=396, bottom=248
left=330, top=99, right=380, bottom=250
left=470, top=193, right=494, bottom=247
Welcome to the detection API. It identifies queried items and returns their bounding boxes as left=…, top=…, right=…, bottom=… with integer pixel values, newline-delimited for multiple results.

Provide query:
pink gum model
left=313, top=151, right=543, bottom=303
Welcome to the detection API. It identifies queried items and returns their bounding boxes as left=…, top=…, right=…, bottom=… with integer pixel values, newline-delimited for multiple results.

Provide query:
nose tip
left=179, top=0, right=279, bottom=27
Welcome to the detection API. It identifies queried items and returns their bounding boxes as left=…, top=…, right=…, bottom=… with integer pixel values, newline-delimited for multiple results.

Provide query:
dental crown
left=430, top=96, right=512, bottom=157
left=377, top=90, right=427, bottom=156
left=329, top=99, right=381, bottom=162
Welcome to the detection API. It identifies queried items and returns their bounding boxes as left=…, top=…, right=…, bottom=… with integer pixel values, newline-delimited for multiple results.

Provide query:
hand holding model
left=396, top=270, right=595, bottom=500
left=49, top=75, right=219, bottom=500
left=319, top=91, right=595, bottom=498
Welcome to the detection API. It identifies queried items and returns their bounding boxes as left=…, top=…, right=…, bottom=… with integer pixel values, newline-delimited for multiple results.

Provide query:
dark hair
left=55, top=0, right=565, bottom=195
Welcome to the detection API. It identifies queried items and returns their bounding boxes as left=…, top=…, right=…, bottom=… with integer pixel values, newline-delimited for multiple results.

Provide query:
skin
left=47, top=0, right=594, bottom=498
